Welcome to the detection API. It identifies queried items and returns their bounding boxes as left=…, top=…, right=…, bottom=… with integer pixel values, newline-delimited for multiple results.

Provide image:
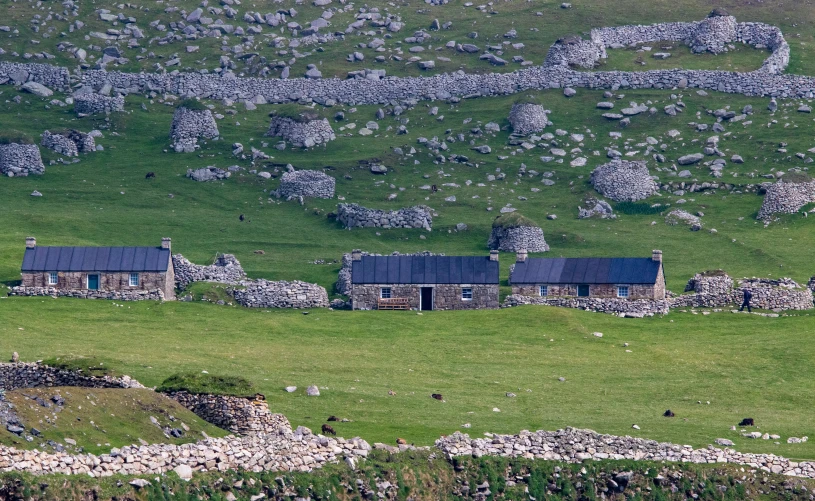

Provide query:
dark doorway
left=88, top=274, right=100, bottom=290
left=420, top=287, right=434, bottom=311
left=577, top=284, right=590, bottom=297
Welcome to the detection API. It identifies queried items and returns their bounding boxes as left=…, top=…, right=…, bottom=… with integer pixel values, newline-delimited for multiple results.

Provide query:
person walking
left=739, top=288, right=753, bottom=313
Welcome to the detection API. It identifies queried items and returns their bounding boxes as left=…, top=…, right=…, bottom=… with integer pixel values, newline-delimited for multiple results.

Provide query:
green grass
left=156, top=372, right=255, bottom=397
left=491, top=212, right=539, bottom=229
left=40, top=355, right=123, bottom=378
left=2, top=299, right=815, bottom=460
left=593, top=41, right=770, bottom=72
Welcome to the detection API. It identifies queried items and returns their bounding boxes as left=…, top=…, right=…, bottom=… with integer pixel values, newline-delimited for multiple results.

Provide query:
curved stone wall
left=487, top=226, right=549, bottom=253
left=73, top=94, right=125, bottom=115
left=757, top=181, right=815, bottom=221
left=0, top=144, right=44, bottom=177
left=170, top=107, right=219, bottom=153
left=337, top=203, right=432, bottom=230
left=164, top=391, right=290, bottom=435
left=275, top=169, right=335, bottom=199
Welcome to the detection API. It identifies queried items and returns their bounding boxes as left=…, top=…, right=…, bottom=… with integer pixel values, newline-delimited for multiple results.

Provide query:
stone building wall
left=173, top=253, right=246, bottom=290
left=590, top=160, right=658, bottom=202
left=335, top=250, right=439, bottom=295
left=170, top=107, right=219, bottom=153
left=41, top=131, right=78, bottom=157
left=275, top=169, right=335, bottom=199
left=511, top=283, right=659, bottom=300
left=266, top=116, right=336, bottom=148
left=163, top=391, right=291, bottom=435
left=337, top=203, right=432, bottom=230
left=684, top=272, right=733, bottom=294
left=757, top=181, right=815, bottom=221
left=73, top=94, right=125, bottom=115
left=351, top=284, right=498, bottom=310
left=543, top=37, right=606, bottom=69
left=231, top=279, right=329, bottom=308
left=9, top=286, right=165, bottom=301
left=0, top=144, right=45, bottom=177
left=0, top=362, right=144, bottom=391
left=19, top=268, right=174, bottom=300
left=507, top=103, right=549, bottom=135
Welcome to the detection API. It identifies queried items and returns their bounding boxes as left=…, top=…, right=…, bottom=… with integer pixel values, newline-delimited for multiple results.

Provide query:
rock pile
left=684, top=271, right=733, bottom=295
left=165, top=392, right=290, bottom=435
left=543, top=35, right=605, bottom=69
left=187, top=166, right=229, bottom=181
left=756, top=181, right=815, bottom=221
left=275, top=169, right=335, bottom=200
left=232, top=279, right=329, bottom=308
left=73, top=94, right=125, bottom=115
left=170, top=107, right=219, bottom=153
left=0, top=144, right=44, bottom=177
left=335, top=250, right=439, bottom=295
left=40, top=130, right=95, bottom=157
left=590, top=160, right=658, bottom=202
left=488, top=227, right=548, bottom=253
left=173, top=253, right=247, bottom=290
left=266, top=116, right=335, bottom=148
left=578, top=198, right=615, bottom=219
left=508, top=103, right=549, bottom=135
left=9, top=286, right=164, bottom=301
left=0, top=362, right=144, bottom=392
left=337, top=203, right=433, bottom=230
left=665, top=209, right=702, bottom=230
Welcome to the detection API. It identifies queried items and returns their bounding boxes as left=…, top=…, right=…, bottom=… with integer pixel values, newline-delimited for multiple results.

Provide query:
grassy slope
left=1, top=300, right=814, bottom=460
left=595, top=42, right=770, bottom=72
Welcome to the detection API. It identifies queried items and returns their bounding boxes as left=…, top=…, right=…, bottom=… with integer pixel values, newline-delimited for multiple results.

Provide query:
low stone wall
left=671, top=275, right=813, bottom=310
left=164, top=391, right=290, bottom=435
left=170, top=107, right=219, bottom=153
left=173, top=253, right=246, bottom=290
left=503, top=295, right=670, bottom=316
left=41, top=131, right=78, bottom=157
left=0, top=144, right=45, bottom=177
left=0, top=62, right=69, bottom=90
left=684, top=272, right=733, bottom=295
left=9, top=286, right=164, bottom=301
left=266, top=116, right=335, bottom=148
left=73, top=94, right=125, bottom=115
left=232, top=280, right=329, bottom=308
left=487, top=226, right=548, bottom=252
left=436, top=427, right=815, bottom=477
left=757, top=181, right=815, bottom=221
left=0, top=362, right=143, bottom=391
left=337, top=203, right=432, bottom=230
left=335, top=250, right=439, bottom=295
left=590, top=160, right=657, bottom=202
left=275, top=169, right=335, bottom=200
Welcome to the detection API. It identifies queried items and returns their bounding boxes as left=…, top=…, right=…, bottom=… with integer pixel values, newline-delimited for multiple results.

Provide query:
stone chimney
left=516, top=249, right=528, bottom=263
left=489, top=250, right=499, bottom=262
left=351, top=249, right=362, bottom=261
left=161, top=237, right=172, bottom=250
left=652, top=249, right=663, bottom=263
left=25, top=237, right=36, bottom=248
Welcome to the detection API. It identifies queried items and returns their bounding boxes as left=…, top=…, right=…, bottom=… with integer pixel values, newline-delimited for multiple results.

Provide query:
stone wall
left=170, top=107, right=219, bottom=153
left=40, top=130, right=96, bottom=157
left=266, top=116, right=335, bottom=148
left=351, top=284, right=498, bottom=310
left=487, top=226, right=549, bottom=252
left=0, top=62, right=69, bottom=91
left=231, top=279, right=329, bottom=308
left=18, top=268, right=174, bottom=300
left=684, top=272, right=733, bottom=295
left=0, top=362, right=144, bottom=391
left=337, top=203, right=432, bottom=230
left=757, top=181, right=815, bottom=221
left=73, top=94, right=125, bottom=115
left=511, top=283, right=660, bottom=300
left=590, top=160, right=658, bottom=202
left=173, top=253, right=246, bottom=290
left=503, top=294, right=670, bottom=316
left=9, top=286, right=165, bottom=301
left=275, top=169, right=335, bottom=200
left=335, top=250, right=439, bottom=295
left=164, top=391, right=290, bottom=435
left=671, top=275, right=812, bottom=310
left=0, top=144, right=44, bottom=177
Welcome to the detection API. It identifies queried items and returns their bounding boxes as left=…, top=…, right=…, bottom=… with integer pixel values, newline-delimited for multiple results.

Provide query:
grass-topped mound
left=492, top=212, right=539, bottom=229
left=781, top=171, right=813, bottom=184
left=0, top=130, right=34, bottom=145
left=176, top=98, right=208, bottom=111
left=41, top=356, right=123, bottom=378
left=157, top=373, right=255, bottom=397
left=697, top=269, right=728, bottom=277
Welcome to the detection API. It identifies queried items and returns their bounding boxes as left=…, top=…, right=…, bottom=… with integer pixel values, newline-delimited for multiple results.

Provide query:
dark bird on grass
left=239, top=214, right=245, bottom=221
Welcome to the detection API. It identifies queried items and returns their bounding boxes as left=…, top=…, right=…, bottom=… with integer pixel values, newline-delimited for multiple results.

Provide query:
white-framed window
left=462, top=287, right=473, bottom=300
left=380, top=287, right=392, bottom=299
left=48, top=272, right=58, bottom=285
left=617, top=285, right=629, bottom=298
left=539, top=285, right=548, bottom=297
left=129, top=273, right=139, bottom=287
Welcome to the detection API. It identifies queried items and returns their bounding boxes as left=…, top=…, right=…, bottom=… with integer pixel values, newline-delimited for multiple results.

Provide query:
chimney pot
left=161, top=237, right=172, bottom=250
left=489, top=250, right=499, bottom=262
left=25, top=237, right=36, bottom=248
left=516, top=249, right=528, bottom=263
left=652, top=249, right=663, bottom=263
left=351, top=249, right=362, bottom=261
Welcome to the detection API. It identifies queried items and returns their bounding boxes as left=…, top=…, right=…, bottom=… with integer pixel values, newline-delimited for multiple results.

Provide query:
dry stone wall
left=275, top=169, right=335, bottom=200
left=590, top=160, right=658, bottom=202
left=684, top=273, right=733, bottom=295
left=0, top=144, right=44, bottom=177
left=0, top=62, right=69, bottom=90
left=337, top=203, right=432, bottom=230
left=672, top=274, right=812, bottom=310
left=231, top=279, right=329, bottom=308
left=487, top=226, right=549, bottom=252
left=757, top=181, right=815, bottom=221
left=0, top=362, right=144, bottom=391
left=172, top=253, right=247, bottom=290
left=170, top=107, right=219, bottom=153
left=266, top=116, right=335, bottom=148
left=9, top=286, right=165, bottom=301
left=164, top=392, right=290, bottom=435
left=503, top=295, right=670, bottom=316
left=507, top=103, right=549, bottom=135
left=41, top=130, right=95, bottom=156
left=73, top=94, right=125, bottom=115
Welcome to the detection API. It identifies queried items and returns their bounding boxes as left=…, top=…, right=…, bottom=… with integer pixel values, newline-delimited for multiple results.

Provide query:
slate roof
left=510, top=257, right=662, bottom=285
left=21, top=246, right=171, bottom=273
left=351, top=255, right=499, bottom=285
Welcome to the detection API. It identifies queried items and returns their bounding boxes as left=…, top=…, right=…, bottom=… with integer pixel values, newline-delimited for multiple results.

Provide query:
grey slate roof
left=21, top=246, right=171, bottom=273
left=510, top=257, right=661, bottom=285
left=351, top=255, right=499, bottom=285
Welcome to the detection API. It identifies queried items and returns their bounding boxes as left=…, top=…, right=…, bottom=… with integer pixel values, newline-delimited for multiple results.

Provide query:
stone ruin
left=757, top=181, right=815, bottom=221
left=508, top=102, right=549, bottom=135
left=590, top=160, right=658, bottom=202
left=40, top=130, right=95, bottom=157
left=274, top=169, right=335, bottom=200
left=665, top=209, right=702, bottom=230
left=186, top=166, right=229, bottom=182
left=578, top=198, right=615, bottom=219
left=337, top=203, right=432, bottom=230
left=487, top=216, right=549, bottom=253
left=543, top=35, right=606, bottom=69
left=0, top=144, right=45, bottom=177
left=73, top=94, right=125, bottom=115
left=170, top=106, right=219, bottom=153
left=689, top=10, right=737, bottom=54
left=165, top=391, right=290, bottom=436
left=684, top=271, right=733, bottom=295
left=231, top=279, right=329, bottom=308
left=266, top=115, right=335, bottom=148
left=672, top=271, right=813, bottom=310
left=335, top=250, right=439, bottom=295
left=173, top=253, right=247, bottom=290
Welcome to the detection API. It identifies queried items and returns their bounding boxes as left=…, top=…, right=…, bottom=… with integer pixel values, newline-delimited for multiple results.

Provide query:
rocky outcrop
left=757, top=181, right=815, bottom=221
left=266, top=116, right=335, bottom=148
left=170, top=107, right=219, bottom=153
left=164, top=391, right=290, bottom=435
left=9, top=286, right=164, bottom=301
left=173, top=253, right=246, bottom=290
left=231, top=280, right=329, bottom=308
left=0, top=362, right=144, bottom=391
left=590, top=160, right=658, bottom=202
left=275, top=169, right=335, bottom=200
left=73, top=94, right=125, bottom=115
left=507, top=103, right=549, bottom=135
left=488, top=226, right=549, bottom=253
left=0, top=144, right=44, bottom=177
left=337, top=203, right=432, bottom=230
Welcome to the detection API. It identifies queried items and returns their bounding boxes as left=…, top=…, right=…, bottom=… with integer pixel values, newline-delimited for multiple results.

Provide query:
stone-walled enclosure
left=507, top=102, right=549, bottom=135
left=173, top=253, right=246, bottom=290
left=487, top=226, right=548, bottom=253
left=0, top=143, right=44, bottom=177
left=352, top=284, right=499, bottom=311
left=266, top=116, right=335, bottom=148
left=231, top=279, right=329, bottom=308
left=170, top=106, right=219, bottom=153
left=41, top=130, right=96, bottom=157
left=73, top=93, right=125, bottom=115
left=672, top=274, right=813, bottom=310
left=590, top=160, right=658, bottom=202
left=164, top=391, right=290, bottom=436
left=757, top=181, right=815, bottom=221
left=337, top=203, right=432, bottom=230
left=275, top=169, right=336, bottom=200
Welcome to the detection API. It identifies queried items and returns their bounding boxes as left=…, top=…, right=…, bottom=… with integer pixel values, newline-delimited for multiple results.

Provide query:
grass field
left=594, top=42, right=770, bottom=72
left=1, top=299, right=814, bottom=460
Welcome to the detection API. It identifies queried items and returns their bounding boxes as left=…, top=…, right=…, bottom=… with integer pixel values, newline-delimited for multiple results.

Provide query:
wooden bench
left=377, top=298, right=410, bottom=310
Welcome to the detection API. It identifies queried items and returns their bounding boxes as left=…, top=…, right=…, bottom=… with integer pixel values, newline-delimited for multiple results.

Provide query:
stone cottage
left=510, top=250, right=666, bottom=300
left=349, top=250, right=500, bottom=311
left=16, top=237, right=175, bottom=300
